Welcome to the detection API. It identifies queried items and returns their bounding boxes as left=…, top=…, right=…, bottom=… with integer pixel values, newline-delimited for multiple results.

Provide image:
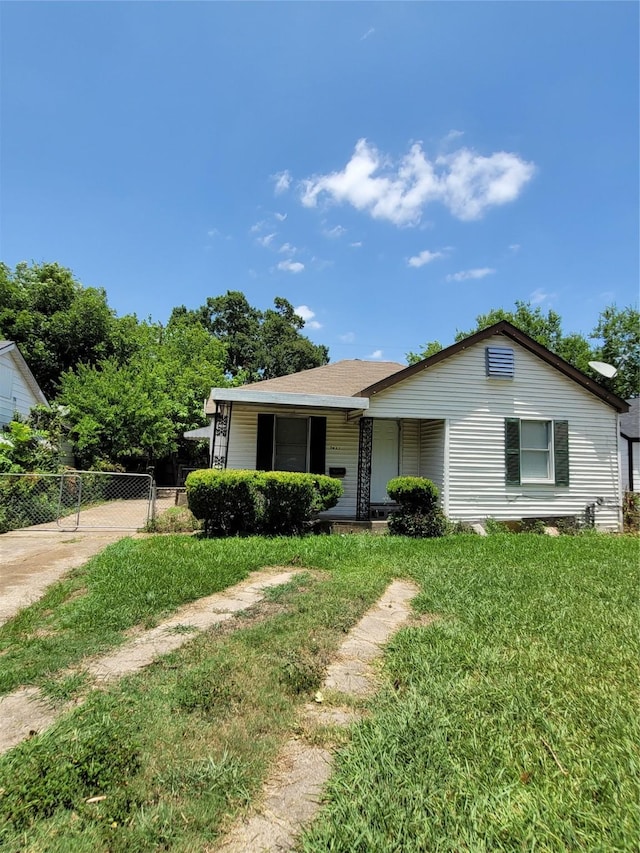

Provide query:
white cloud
left=278, top=242, right=298, bottom=254
left=257, top=232, right=277, bottom=248
left=277, top=259, right=305, bottom=274
left=446, top=267, right=495, bottom=282
left=339, top=332, right=356, bottom=343
left=274, top=212, right=287, bottom=221
left=529, top=288, right=556, bottom=305
left=407, top=249, right=444, bottom=268
left=443, top=129, right=465, bottom=144
left=349, top=241, right=363, bottom=248
left=323, top=224, right=347, bottom=238
left=250, top=220, right=266, bottom=233
left=509, top=243, right=521, bottom=253
left=272, top=170, right=292, bottom=195
left=300, top=139, right=535, bottom=226
left=360, top=27, right=375, bottom=40
left=295, top=304, right=322, bottom=329
left=368, top=349, right=383, bottom=359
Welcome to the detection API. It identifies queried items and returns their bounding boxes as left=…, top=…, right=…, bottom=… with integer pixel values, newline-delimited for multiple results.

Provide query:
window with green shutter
left=505, top=418, right=569, bottom=486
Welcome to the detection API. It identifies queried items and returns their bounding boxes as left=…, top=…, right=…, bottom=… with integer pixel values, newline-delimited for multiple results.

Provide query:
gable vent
left=486, top=346, right=515, bottom=378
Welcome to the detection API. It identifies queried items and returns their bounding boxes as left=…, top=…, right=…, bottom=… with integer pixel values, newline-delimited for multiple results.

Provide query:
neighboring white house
left=0, top=341, right=48, bottom=427
left=620, top=398, right=639, bottom=493
left=187, top=321, right=629, bottom=530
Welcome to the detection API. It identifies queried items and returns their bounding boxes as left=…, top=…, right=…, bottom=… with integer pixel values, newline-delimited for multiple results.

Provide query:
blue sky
left=1, top=2, right=638, bottom=364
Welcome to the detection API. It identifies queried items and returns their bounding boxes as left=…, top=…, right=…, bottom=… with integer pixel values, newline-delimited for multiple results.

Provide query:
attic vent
left=486, top=346, right=515, bottom=378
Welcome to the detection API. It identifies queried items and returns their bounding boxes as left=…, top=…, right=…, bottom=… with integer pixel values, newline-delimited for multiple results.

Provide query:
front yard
left=0, top=533, right=638, bottom=851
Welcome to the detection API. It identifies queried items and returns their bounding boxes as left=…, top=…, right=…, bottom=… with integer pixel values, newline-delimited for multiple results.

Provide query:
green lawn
left=0, top=533, right=637, bottom=851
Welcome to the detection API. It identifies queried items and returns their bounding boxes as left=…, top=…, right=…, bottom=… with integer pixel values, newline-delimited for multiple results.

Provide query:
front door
left=370, top=420, right=399, bottom=502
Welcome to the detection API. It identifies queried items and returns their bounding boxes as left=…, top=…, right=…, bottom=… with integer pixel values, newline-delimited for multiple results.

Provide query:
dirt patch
left=214, top=579, right=421, bottom=853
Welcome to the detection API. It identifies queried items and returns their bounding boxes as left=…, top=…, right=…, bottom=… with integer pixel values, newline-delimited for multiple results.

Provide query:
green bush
left=185, top=469, right=260, bottom=536
left=386, top=476, right=440, bottom=511
left=309, top=474, right=343, bottom=513
left=387, top=476, right=447, bottom=538
left=185, top=469, right=343, bottom=537
left=258, top=471, right=316, bottom=535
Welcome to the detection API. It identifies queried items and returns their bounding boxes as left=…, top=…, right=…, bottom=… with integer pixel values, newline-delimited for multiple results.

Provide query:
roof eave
left=208, top=387, right=370, bottom=411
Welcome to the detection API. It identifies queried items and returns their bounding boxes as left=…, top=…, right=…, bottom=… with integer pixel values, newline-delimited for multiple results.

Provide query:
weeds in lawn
left=0, top=534, right=637, bottom=852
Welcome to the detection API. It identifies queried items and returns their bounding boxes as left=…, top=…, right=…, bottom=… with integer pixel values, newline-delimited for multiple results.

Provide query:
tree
left=406, top=340, right=443, bottom=365
left=170, top=291, right=329, bottom=380
left=58, top=319, right=229, bottom=469
left=591, top=305, right=640, bottom=399
left=0, top=262, right=135, bottom=398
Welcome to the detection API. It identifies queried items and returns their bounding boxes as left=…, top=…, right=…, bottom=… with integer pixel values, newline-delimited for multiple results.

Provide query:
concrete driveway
left=0, top=496, right=175, bottom=627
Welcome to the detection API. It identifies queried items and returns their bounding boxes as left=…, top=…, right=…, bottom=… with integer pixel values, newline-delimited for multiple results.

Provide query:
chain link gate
left=0, top=471, right=155, bottom=532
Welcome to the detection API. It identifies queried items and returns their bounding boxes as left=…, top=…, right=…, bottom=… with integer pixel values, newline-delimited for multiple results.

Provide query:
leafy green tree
left=0, top=262, right=127, bottom=398
left=406, top=340, right=443, bottom=365
left=58, top=320, right=228, bottom=468
left=170, top=291, right=329, bottom=380
left=454, top=302, right=567, bottom=350
left=591, top=305, right=640, bottom=399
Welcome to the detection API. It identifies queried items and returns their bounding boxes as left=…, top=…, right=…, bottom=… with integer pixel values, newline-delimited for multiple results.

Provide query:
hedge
left=185, top=469, right=343, bottom=537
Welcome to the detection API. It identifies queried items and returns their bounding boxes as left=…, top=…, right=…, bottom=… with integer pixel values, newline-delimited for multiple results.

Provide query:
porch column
left=356, top=417, right=373, bottom=520
left=211, top=401, right=232, bottom=469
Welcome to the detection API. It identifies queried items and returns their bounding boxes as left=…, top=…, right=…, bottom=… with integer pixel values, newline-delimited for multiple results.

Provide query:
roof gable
left=0, top=342, right=48, bottom=407
left=359, top=321, right=629, bottom=414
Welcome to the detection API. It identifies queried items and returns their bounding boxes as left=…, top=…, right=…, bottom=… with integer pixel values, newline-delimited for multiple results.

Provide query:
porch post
left=356, top=417, right=373, bottom=520
left=211, top=401, right=232, bottom=469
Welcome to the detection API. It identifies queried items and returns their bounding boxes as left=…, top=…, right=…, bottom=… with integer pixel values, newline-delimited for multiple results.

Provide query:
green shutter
left=256, top=414, right=274, bottom=471
left=309, top=416, right=327, bottom=475
left=554, top=420, right=569, bottom=486
left=505, top=418, right=521, bottom=485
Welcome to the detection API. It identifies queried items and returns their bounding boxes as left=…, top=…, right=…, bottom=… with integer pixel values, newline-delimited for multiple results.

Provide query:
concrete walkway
left=0, top=568, right=298, bottom=755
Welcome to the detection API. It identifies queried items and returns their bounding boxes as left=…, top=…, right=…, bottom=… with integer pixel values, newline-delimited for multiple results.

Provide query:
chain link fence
left=0, top=472, right=155, bottom=532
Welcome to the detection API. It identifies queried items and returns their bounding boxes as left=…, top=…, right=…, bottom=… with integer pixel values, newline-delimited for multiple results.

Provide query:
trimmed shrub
left=386, top=476, right=439, bottom=511
left=185, top=469, right=260, bottom=536
left=185, top=470, right=343, bottom=537
left=387, top=476, right=447, bottom=538
left=309, top=474, right=343, bottom=514
left=257, top=471, right=316, bottom=535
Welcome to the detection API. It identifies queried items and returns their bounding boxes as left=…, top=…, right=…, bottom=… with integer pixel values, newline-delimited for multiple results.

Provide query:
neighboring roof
left=620, top=398, right=640, bottom=439
left=0, top=341, right=48, bottom=406
left=359, top=321, right=629, bottom=414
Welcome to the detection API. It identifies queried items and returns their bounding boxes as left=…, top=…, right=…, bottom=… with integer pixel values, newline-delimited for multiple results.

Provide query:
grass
left=0, top=533, right=637, bottom=851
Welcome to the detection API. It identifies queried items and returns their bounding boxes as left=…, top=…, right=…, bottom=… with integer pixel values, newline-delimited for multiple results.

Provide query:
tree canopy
left=407, top=301, right=639, bottom=399
left=169, top=291, right=328, bottom=380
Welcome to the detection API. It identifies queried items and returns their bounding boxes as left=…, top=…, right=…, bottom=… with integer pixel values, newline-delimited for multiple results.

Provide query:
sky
left=1, top=1, right=638, bottom=365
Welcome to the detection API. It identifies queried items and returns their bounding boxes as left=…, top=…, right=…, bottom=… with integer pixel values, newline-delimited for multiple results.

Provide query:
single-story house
left=0, top=341, right=48, bottom=428
left=620, top=398, right=639, bottom=492
left=187, top=321, right=629, bottom=530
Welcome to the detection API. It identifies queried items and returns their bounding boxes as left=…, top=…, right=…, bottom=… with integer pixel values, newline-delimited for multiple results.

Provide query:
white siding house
left=188, top=322, right=629, bottom=530
left=0, top=342, right=48, bottom=427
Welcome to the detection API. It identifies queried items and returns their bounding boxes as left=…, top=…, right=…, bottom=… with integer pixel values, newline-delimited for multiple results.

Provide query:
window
left=505, top=418, right=569, bottom=486
left=0, top=364, right=12, bottom=400
left=256, top=414, right=326, bottom=474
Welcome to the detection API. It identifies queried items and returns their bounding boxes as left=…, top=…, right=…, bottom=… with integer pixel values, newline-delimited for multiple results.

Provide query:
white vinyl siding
left=0, top=352, right=40, bottom=427
left=400, top=419, right=420, bottom=477
left=419, top=420, right=445, bottom=496
left=226, top=405, right=361, bottom=517
left=367, top=335, right=621, bottom=529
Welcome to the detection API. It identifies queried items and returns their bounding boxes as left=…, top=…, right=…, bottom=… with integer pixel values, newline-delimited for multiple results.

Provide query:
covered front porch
left=351, top=416, right=446, bottom=521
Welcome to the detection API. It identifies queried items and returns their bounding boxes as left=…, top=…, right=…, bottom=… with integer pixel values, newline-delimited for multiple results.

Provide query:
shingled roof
left=242, top=359, right=405, bottom=397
